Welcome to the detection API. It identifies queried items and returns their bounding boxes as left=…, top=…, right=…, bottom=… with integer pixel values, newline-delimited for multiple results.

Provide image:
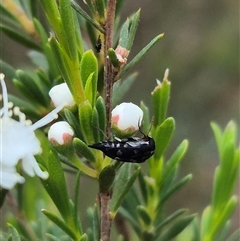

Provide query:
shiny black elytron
left=88, top=134, right=155, bottom=163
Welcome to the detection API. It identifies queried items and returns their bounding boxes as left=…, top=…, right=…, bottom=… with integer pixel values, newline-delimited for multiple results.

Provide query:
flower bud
left=111, top=102, right=143, bottom=138
left=48, top=121, right=74, bottom=147
left=115, top=45, right=129, bottom=65
left=49, top=83, right=75, bottom=108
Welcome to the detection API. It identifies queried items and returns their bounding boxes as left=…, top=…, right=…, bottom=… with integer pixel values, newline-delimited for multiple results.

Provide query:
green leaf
left=155, top=209, right=187, bottom=234
left=45, top=234, right=62, bottom=241
left=118, top=207, right=142, bottom=234
left=152, top=69, right=171, bottom=126
left=110, top=164, right=140, bottom=214
left=41, top=149, right=72, bottom=223
left=48, top=36, right=71, bottom=86
left=210, top=196, right=238, bottom=239
left=158, top=214, right=196, bottom=241
left=7, top=223, right=21, bottom=241
left=191, top=217, right=201, bottom=241
left=91, top=107, right=100, bottom=143
left=117, top=33, right=164, bottom=80
left=39, top=0, right=60, bottom=26
left=78, top=100, right=95, bottom=144
left=73, top=172, right=82, bottom=234
left=95, top=96, right=106, bottom=140
left=216, top=221, right=230, bottom=241
left=49, top=35, right=86, bottom=104
left=137, top=170, right=148, bottom=204
left=64, top=108, right=84, bottom=141
left=140, top=101, right=150, bottom=134
left=137, top=206, right=152, bottom=226
left=34, top=18, right=60, bottom=78
left=108, top=48, right=120, bottom=68
left=73, top=137, right=96, bottom=163
left=153, top=117, right=175, bottom=160
left=211, top=122, right=224, bottom=158
left=0, top=24, right=41, bottom=51
left=84, top=72, right=95, bottom=106
left=95, top=0, right=106, bottom=21
left=42, top=210, right=77, bottom=239
left=0, top=60, right=16, bottom=80
left=59, top=0, right=79, bottom=61
left=92, top=204, right=100, bottom=241
left=200, top=206, right=211, bottom=239
left=119, top=9, right=140, bottom=50
left=70, top=0, right=104, bottom=33
left=162, top=140, right=188, bottom=183
left=119, top=18, right=130, bottom=48
left=80, top=50, right=98, bottom=86
left=16, top=70, right=50, bottom=107
left=160, top=174, right=192, bottom=205
left=99, top=165, right=116, bottom=192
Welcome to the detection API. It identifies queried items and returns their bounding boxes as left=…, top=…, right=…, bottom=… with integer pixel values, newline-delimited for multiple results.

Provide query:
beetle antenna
left=138, top=118, right=147, bottom=137
left=138, top=118, right=153, bottom=137
left=92, top=126, right=109, bottom=140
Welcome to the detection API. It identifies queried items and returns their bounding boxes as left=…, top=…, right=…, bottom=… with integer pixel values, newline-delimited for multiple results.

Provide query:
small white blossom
left=0, top=164, right=25, bottom=190
left=48, top=121, right=74, bottom=145
left=111, top=102, right=143, bottom=137
left=49, top=83, right=75, bottom=108
left=0, top=73, right=64, bottom=190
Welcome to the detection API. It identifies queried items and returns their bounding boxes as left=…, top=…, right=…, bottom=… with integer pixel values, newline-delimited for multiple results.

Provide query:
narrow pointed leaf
left=0, top=24, right=41, bottom=51
left=154, top=117, right=175, bottom=160
left=162, top=140, right=188, bottom=182
left=78, top=100, right=94, bottom=144
left=41, top=149, right=72, bottom=223
left=7, top=223, right=21, bottom=241
left=137, top=206, right=152, bottom=226
left=117, top=33, right=164, bottom=80
left=110, top=164, right=140, bottom=214
left=155, top=209, right=187, bottom=234
left=71, top=0, right=104, bottom=33
left=158, top=214, right=196, bottom=241
left=42, top=209, right=77, bottom=239
left=95, top=96, right=106, bottom=140
left=73, top=137, right=96, bottom=162
left=161, top=174, right=192, bottom=204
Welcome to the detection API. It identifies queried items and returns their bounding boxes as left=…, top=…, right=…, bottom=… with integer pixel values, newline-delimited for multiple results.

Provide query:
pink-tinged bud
left=115, top=45, right=129, bottom=65
left=48, top=121, right=74, bottom=146
left=111, top=102, right=143, bottom=138
left=49, top=83, right=75, bottom=108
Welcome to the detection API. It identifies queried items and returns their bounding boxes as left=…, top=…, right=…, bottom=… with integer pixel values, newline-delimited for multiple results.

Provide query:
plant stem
left=104, top=0, right=116, bottom=138
left=99, top=191, right=111, bottom=241
left=100, top=1, right=116, bottom=240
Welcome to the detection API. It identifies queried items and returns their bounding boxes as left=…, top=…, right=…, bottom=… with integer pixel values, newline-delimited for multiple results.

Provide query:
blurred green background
left=1, top=0, right=239, bottom=235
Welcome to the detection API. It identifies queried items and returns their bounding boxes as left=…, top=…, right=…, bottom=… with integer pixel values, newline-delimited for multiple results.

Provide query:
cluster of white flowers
left=0, top=71, right=143, bottom=190
left=0, top=74, right=71, bottom=190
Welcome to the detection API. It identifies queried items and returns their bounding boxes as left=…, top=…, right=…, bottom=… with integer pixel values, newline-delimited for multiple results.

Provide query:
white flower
left=0, top=164, right=25, bottom=190
left=48, top=121, right=74, bottom=145
left=0, top=73, right=64, bottom=190
left=49, top=83, right=75, bottom=108
left=111, top=102, right=143, bottom=137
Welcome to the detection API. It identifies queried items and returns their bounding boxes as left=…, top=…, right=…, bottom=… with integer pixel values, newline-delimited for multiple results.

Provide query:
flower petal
left=22, top=154, right=49, bottom=179
left=0, top=165, right=25, bottom=190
